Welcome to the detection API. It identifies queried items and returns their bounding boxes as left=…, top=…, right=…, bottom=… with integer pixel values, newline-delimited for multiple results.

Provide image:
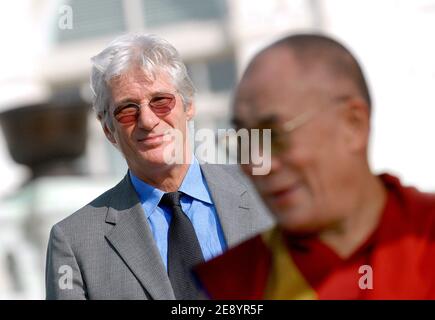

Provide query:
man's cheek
left=240, top=164, right=252, bottom=176
left=252, top=177, right=269, bottom=195
left=286, top=148, right=314, bottom=171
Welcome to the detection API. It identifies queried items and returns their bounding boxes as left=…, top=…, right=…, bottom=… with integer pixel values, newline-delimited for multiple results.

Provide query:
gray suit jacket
left=45, top=164, right=273, bottom=299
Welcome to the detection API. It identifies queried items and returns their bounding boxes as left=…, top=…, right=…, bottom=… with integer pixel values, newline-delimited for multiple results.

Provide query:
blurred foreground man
left=45, top=33, right=272, bottom=300
left=194, top=34, right=435, bottom=299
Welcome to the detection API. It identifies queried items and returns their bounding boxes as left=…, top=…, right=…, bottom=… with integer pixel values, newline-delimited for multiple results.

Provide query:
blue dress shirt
left=129, top=158, right=227, bottom=270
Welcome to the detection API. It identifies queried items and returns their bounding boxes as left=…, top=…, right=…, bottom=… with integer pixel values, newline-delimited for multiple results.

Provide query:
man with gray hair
left=45, top=33, right=272, bottom=300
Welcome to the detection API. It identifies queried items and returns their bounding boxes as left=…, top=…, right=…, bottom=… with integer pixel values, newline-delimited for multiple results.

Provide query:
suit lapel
left=104, top=175, right=175, bottom=300
left=200, top=164, right=254, bottom=247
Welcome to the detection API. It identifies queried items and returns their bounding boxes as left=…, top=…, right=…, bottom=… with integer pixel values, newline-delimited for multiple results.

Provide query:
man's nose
left=137, top=106, right=160, bottom=130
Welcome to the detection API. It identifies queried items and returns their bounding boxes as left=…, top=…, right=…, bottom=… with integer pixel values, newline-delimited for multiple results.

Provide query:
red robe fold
left=194, top=174, right=435, bottom=299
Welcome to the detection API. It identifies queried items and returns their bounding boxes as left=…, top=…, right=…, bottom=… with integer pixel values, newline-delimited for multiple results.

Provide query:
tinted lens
left=149, top=93, right=176, bottom=116
left=114, top=105, right=139, bottom=124
left=113, top=93, right=176, bottom=124
left=270, top=128, right=289, bottom=154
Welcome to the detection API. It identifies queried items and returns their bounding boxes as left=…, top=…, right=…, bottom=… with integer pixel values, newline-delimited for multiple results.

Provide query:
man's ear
left=186, top=102, right=196, bottom=121
left=342, top=97, right=370, bottom=152
left=101, top=120, right=117, bottom=145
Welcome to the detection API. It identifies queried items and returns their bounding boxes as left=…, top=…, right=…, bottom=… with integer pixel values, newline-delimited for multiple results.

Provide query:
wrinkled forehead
left=109, top=66, right=172, bottom=88
left=108, top=67, right=176, bottom=100
left=233, top=47, right=347, bottom=128
left=233, top=72, right=317, bottom=128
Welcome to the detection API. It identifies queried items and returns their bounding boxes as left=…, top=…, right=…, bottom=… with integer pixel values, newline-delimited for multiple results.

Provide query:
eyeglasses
left=231, top=95, right=350, bottom=158
left=260, top=95, right=350, bottom=154
left=112, top=92, right=176, bottom=125
left=222, top=110, right=317, bottom=163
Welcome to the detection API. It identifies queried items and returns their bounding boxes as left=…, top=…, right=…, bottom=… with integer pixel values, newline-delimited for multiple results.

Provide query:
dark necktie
left=160, top=191, right=204, bottom=300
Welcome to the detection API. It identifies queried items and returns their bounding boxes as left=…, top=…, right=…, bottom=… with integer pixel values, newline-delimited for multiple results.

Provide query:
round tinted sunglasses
left=112, top=92, right=176, bottom=125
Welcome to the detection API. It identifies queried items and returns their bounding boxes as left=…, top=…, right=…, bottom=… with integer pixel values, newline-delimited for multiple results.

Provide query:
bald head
left=232, top=34, right=376, bottom=234
left=242, top=33, right=371, bottom=113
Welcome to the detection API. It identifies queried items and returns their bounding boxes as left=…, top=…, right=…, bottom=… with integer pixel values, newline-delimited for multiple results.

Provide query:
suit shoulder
left=52, top=177, right=125, bottom=236
left=201, top=163, right=255, bottom=189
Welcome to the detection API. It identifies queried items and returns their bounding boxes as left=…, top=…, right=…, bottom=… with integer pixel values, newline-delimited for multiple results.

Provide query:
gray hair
left=90, top=33, right=196, bottom=129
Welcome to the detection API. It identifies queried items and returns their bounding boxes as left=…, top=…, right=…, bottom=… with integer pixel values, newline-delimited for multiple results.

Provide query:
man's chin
left=138, top=150, right=190, bottom=167
left=140, top=142, right=190, bottom=165
left=133, top=150, right=170, bottom=167
left=272, top=207, right=323, bottom=235
left=141, top=155, right=175, bottom=167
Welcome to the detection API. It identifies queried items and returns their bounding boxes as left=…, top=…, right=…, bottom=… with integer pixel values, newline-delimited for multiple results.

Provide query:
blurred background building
left=1, top=0, right=435, bottom=299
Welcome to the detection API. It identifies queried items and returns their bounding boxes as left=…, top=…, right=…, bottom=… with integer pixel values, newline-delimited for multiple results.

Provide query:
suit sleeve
left=45, top=224, right=87, bottom=300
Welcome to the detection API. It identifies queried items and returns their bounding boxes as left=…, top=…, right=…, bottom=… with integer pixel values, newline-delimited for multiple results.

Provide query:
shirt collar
left=129, top=157, right=212, bottom=218
left=179, top=157, right=213, bottom=205
left=129, top=171, right=164, bottom=218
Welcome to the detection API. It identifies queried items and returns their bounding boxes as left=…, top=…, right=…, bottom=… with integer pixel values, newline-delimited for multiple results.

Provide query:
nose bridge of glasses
left=136, top=102, right=161, bottom=126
